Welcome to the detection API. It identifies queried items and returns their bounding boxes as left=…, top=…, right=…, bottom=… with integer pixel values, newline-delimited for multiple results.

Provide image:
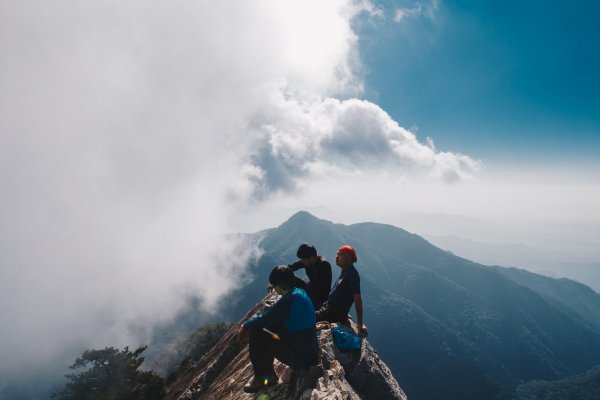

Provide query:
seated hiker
left=237, top=265, right=319, bottom=393
left=316, top=246, right=368, bottom=337
left=288, top=243, right=332, bottom=310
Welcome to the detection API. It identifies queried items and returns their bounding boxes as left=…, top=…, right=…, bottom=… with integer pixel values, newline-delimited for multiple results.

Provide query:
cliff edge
left=165, top=293, right=407, bottom=400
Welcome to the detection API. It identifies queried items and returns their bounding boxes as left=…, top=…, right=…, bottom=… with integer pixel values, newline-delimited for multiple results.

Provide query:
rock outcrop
left=166, top=293, right=407, bottom=400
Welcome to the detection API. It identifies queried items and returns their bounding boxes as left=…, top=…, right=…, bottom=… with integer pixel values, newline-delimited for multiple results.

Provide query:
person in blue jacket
left=237, top=265, right=319, bottom=393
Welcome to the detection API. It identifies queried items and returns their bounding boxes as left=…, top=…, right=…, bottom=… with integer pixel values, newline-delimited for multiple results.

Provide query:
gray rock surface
left=166, top=293, right=407, bottom=400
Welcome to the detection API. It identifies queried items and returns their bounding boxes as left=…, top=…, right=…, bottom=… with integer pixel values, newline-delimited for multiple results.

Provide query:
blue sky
left=355, top=0, right=600, bottom=164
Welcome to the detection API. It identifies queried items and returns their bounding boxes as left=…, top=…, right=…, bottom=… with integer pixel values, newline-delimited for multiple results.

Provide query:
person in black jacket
left=289, top=243, right=332, bottom=310
left=237, top=265, right=319, bottom=393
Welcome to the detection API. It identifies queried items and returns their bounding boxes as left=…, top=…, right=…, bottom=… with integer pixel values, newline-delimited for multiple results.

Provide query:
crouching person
left=237, top=265, right=319, bottom=393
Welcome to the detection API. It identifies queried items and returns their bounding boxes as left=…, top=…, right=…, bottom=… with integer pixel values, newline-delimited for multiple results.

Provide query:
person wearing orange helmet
left=316, top=246, right=368, bottom=337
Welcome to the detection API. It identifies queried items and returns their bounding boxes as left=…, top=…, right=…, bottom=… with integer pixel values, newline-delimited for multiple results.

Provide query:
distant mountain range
left=220, top=211, right=600, bottom=400
left=424, top=233, right=600, bottom=293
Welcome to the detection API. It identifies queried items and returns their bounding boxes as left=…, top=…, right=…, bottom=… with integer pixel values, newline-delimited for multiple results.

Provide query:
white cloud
left=239, top=95, right=481, bottom=199
left=394, top=0, right=439, bottom=22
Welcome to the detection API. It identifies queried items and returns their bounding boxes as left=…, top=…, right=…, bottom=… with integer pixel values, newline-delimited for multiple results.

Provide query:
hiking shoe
left=243, top=374, right=278, bottom=393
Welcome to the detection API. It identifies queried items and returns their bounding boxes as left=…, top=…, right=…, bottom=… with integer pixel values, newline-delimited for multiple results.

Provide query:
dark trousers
left=248, top=328, right=292, bottom=377
left=316, top=301, right=348, bottom=324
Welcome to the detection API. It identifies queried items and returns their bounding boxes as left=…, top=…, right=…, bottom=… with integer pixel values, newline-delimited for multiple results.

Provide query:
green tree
left=52, top=346, right=164, bottom=400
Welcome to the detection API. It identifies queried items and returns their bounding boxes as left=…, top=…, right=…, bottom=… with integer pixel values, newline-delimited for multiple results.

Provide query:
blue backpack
left=332, top=326, right=362, bottom=351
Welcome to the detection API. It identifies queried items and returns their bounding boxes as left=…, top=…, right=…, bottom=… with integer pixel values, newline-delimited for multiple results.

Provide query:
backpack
left=332, top=325, right=362, bottom=351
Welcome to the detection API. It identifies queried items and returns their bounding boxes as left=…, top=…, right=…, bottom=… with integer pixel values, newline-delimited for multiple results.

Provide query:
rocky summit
left=165, top=292, right=407, bottom=400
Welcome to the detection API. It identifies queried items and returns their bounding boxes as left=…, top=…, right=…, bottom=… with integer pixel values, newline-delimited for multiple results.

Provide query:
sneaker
left=243, top=374, right=278, bottom=393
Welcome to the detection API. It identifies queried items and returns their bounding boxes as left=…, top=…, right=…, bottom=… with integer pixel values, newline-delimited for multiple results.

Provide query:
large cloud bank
left=0, top=0, right=479, bottom=383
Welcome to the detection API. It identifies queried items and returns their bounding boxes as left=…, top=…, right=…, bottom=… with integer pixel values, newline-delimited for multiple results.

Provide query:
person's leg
left=315, top=302, right=330, bottom=322
left=311, top=293, right=324, bottom=311
left=248, top=329, right=279, bottom=377
left=316, top=302, right=347, bottom=323
left=316, top=301, right=339, bottom=322
left=245, top=329, right=295, bottom=392
left=271, top=340, right=293, bottom=367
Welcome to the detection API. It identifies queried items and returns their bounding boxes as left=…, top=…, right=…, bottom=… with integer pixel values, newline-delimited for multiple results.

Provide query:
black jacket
left=289, top=256, right=332, bottom=309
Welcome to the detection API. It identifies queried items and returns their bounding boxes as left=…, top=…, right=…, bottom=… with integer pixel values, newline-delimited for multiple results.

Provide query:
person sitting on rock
left=288, top=243, right=332, bottom=310
left=316, top=246, right=368, bottom=337
left=237, top=265, right=319, bottom=393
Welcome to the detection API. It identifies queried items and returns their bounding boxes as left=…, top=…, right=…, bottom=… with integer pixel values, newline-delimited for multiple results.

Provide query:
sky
left=356, top=0, right=600, bottom=163
left=0, top=0, right=599, bottom=394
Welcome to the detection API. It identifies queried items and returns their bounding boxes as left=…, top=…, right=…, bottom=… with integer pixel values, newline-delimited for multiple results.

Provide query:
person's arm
left=289, top=260, right=304, bottom=271
left=349, top=269, right=367, bottom=336
left=243, top=294, right=291, bottom=331
left=289, top=261, right=309, bottom=290
left=294, top=276, right=308, bottom=291
left=353, top=293, right=368, bottom=337
left=237, top=296, right=292, bottom=341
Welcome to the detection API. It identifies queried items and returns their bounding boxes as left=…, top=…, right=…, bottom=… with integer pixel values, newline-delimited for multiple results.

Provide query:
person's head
left=296, top=243, right=318, bottom=267
left=336, top=246, right=357, bottom=269
left=269, top=265, right=295, bottom=295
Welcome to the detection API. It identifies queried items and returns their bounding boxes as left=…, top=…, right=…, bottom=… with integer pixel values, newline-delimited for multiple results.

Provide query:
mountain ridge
left=166, top=292, right=407, bottom=400
left=219, top=210, right=600, bottom=399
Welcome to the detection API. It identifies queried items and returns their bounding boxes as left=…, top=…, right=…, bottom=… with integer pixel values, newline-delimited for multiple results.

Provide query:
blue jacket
left=243, top=288, right=319, bottom=368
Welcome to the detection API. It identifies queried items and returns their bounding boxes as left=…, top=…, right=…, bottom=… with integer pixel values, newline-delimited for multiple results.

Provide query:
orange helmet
left=338, top=246, right=357, bottom=262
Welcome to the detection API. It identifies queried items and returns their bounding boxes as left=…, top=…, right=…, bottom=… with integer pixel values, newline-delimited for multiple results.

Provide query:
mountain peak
left=282, top=210, right=323, bottom=226
left=165, top=293, right=406, bottom=400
